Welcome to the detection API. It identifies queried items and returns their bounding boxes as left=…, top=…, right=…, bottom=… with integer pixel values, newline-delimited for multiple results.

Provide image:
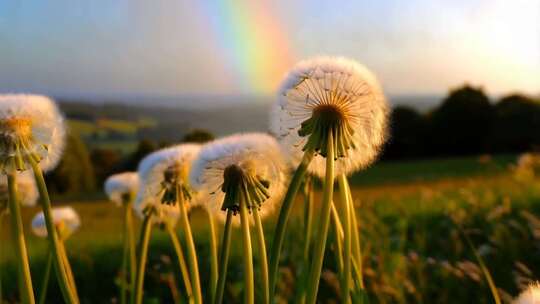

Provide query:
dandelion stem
left=38, top=252, right=52, bottom=304
left=214, top=211, right=233, bottom=304
left=126, top=203, right=137, bottom=298
left=344, top=178, right=364, bottom=289
left=206, top=207, right=218, bottom=304
left=132, top=213, right=153, bottom=304
left=331, top=202, right=344, bottom=274
left=30, top=159, right=78, bottom=304
left=0, top=213, right=4, bottom=304
left=58, top=238, right=79, bottom=302
left=239, top=198, right=254, bottom=304
left=269, top=150, right=314, bottom=299
left=121, top=204, right=131, bottom=304
left=165, top=220, right=193, bottom=300
left=7, top=171, right=35, bottom=304
left=178, top=189, right=203, bottom=304
left=338, top=174, right=352, bottom=303
left=305, top=132, right=335, bottom=304
left=252, top=208, right=269, bottom=304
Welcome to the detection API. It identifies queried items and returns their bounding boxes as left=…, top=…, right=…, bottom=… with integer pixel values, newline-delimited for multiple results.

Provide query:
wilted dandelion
left=514, top=282, right=540, bottom=304
left=133, top=144, right=202, bottom=304
left=190, top=133, right=287, bottom=304
left=105, top=172, right=139, bottom=207
left=31, top=207, right=81, bottom=239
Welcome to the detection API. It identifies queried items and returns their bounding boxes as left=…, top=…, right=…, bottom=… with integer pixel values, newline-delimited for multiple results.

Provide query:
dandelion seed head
left=104, top=172, right=139, bottom=207
left=515, top=282, right=540, bottom=304
left=0, top=94, right=66, bottom=173
left=135, top=144, right=200, bottom=224
left=190, top=133, right=287, bottom=224
left=0, top=172, right=38, bottom=212
left=270, top=56, right=389, bottom=178
left=31, top=206, right=80, bottom=239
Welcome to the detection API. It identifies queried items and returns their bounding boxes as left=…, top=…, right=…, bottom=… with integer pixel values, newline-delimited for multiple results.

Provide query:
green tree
left=182, top=129, right=215, bottom=143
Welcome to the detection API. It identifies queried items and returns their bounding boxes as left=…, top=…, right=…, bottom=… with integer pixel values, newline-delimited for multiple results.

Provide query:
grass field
left=1, top=154, right=538, bottom=303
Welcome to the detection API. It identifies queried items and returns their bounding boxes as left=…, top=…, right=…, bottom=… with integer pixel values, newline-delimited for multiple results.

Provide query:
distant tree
left=47, top=131, right=96, bottom=194
left=182, top=129, right=215, bottom=143
left=429, top=85, right=493, bottom=155
left=491, top=94, right=540, bottom=152
left=91, top=148, right=123, bottom=185
left=120, top=139, right=158, bottom=171
left=383, top=106, right=428, bottom=159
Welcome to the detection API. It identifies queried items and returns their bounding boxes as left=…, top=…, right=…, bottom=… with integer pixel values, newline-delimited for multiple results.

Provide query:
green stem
left=121, top=205, right=130, bottom=304
left=38, top=252, right=52, bottom=304
left=0, top=213, right=3, bottom=304
left=305, top=132, right=335, bottom=304
left=178, top=192, right=202, bottom=304
left=252, top=208, right=269, bottom=304
left=30, top=160, right=78, bottom=304
left=303, top=181, right=314, bottom=261
left=7, top=171, right=35, bottom=304
left=131, top=213, right=153, bottom=304
left=331, top=202, right=344, bottom=274
left=344, top=178, right=364, bottom=289
left=214, top=211, right=233, bottom=304
left=338, top=175, right=351, bottom=303
left=239, top=199, right=254, bottom=304
left=165, top=221, right=193, bottom=300
left=268, top=150, right=314, bottom=299
left=126, top=204, right=137, bottom=297
left=58, top=239, right=79, bottom=302
left=206, top=208, right=218, bottom=304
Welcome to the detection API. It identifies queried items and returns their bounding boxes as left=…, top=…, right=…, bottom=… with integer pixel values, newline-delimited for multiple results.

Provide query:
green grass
left=0, top=155, right=538, bottom=303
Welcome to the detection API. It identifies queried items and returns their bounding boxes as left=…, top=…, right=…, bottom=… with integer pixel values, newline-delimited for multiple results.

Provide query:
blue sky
left=0, top=0, right=538, bottom=102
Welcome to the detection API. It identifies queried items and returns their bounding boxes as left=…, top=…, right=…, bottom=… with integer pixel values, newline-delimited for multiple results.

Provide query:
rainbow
left=195, top=0, right=295, bottom=94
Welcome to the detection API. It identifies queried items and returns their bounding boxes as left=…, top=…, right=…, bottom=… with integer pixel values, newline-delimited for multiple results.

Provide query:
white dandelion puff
left=190, top=133, right=287, bottom=223
left=0, top=171, right=38, bottom=212
left=0, top=94, right=66, bottom=173
left=31, top=206, right=80, bottom=239
left=514, top=282, right=540, bottom=304
left=104, top=172, right=139, bottom=206
left=270, top=56, right=389, bottom=178
left=135, top=144, right=201, bottom=223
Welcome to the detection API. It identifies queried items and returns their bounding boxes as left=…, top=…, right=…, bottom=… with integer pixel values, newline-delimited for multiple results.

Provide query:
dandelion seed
left=270, top=56, right=389, bottom=178
left=514, top=282, right=540, bottom=304
left=0, top=94, right=65, bottom=173
left=31, top=207, right=80, bottom=239
left=104, top=172, right=139, bottom=207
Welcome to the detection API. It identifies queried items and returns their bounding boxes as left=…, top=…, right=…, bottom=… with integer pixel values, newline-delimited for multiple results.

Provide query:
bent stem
left=252, top=208, right=269, bottom=304
left=331, top=202, right=344, bottom=274
left=7, top=171, right=35, bottom=304
left=343, top=178, right=364, bottom=289
left=164, top=221, right=193, bottom=300
left=30, top=159, right=78, bottom=304
left=132, top=213, right=153, bottom=304
left=338, top=174, right=352, bottom=303
left=214, top=211, right=233, bottom=304
left=58, top=240, right=79, bottom=302
left=38, top=252, right=53, bottom=304
left=206, top=208, right=218, bottom=304
left=177, top=190, right=203, bottom=304
left=239, top=199, right=254, bottom=304
left=268, top=150, right=314, bottom=298
left=305, top=132, right=335, bottom=304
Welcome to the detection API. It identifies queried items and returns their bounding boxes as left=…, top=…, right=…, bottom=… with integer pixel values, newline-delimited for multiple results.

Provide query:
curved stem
left=343, top=178, right=364, bottom=289
left=331, top=202, right=344, bottom=274
left=252, top=208, right=269, bottom=304
left=306, top=132, right=335, bottom=304
left=38, top=252, right=53, bottom=304
left=338, top=174, right=351, bottom=303
left=7, top=171, right=35, bottom=304
left=30, top=160, right=78, bottom=304
left=178, top=192, right=202, bottom=304
left=268, top=150, right=314, bottom=299
left=206, top=208, right=218, bottom=304
left=239, top=199, right=254, bottom=304
left=131, top=213, right=153, bottom=304
left=165, top=221, right=193, bottom=300
left=214, top=211, right=233, bottom=304
left=58, top=239, right=79, bottom=302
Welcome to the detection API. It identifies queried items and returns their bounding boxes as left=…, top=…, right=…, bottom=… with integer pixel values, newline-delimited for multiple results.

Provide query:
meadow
left=1, top=154, right=537, bottom=303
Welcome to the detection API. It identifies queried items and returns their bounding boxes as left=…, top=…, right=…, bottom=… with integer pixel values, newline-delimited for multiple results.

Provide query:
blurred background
left=0, top=1, right=539, bottom=303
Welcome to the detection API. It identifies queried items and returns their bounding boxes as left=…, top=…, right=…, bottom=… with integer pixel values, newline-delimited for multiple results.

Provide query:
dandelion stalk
left=30, top=159, right=78, bottom=304
left=38, top=252, right=53, bottom=304
left=305, top=132, right=335, bottom=304
left=164, top=220, right=193, bottom=300
left=344, top=178, right=364, bottom=289
left=132, top=212, right=153, bottom=304
left=126, top=203, right=137, bottom=297
left=57, top=237, right=78, bottom=302
left=303, top=178, right=314, bottom=261
left=7, top=170, right=35, bottom=304
left=331, top=202, right=344, bottom=274
left=239, top=197, right=254, bottom=304
left=338, top=174, right=352, bottom=302
left=214, top=210, right=233, bottom=304
left=252, top=208, right=269, bottom=304
left=177, top=187, right=203, bottom=304
left=206, top=207, right=218, bottom=304
left=0, top=212, right=4, bottom=304
left=120, top=203, right=132, bottom=304
left=269, top=150, right=314, bottom=298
